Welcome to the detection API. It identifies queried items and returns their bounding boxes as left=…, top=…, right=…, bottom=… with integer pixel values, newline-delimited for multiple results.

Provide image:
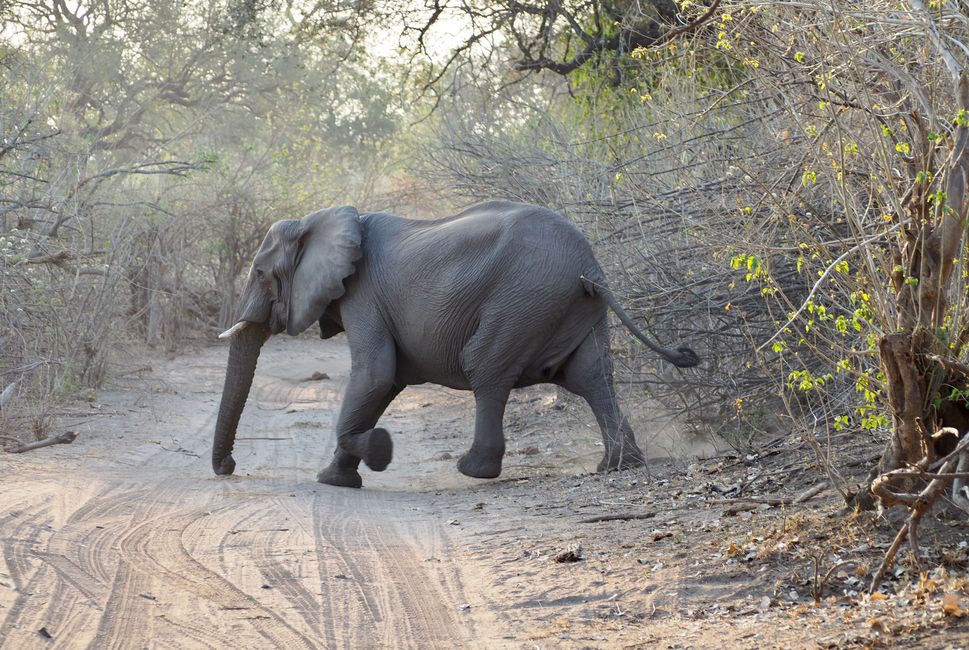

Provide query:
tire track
left=88, top=480, right=185, bottom=649
left=155, top=612, right=226, bottom=649
left=311, top=493, right=377, bottom=648
left=0, top=337, right=500, bottom=649
left=44, top=481, right=146, bottom=590
left=118, top=505, right=316, bottom=649
left=35, top=552, right=101, bottom=601
left=0, top=491, right=57, bottom=645
left=249, top=500, right=325, bottom=639
left=250, top=360, right=475, bottom=648
left=90, top=551, right=156, bottom=650
left=359, top=497, right=465, bottom=649
left=308, top=489, right=470, bottom=649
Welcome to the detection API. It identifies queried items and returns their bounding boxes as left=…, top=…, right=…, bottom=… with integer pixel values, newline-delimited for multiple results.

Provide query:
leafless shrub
left=0, top=1, right=400, bottom=413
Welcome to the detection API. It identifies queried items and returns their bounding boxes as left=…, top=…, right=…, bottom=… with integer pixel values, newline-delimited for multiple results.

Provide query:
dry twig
left=2, top=431, right=78, bottom=453
left=579, top=512, right=657, bottom=523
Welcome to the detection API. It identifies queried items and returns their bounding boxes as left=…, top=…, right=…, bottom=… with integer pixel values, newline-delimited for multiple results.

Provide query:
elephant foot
left=340, top=428, right=393, bottom=472
left=317, top=464, right=363, bottom=488
left=597, top=446, right=647, bottom=473
left=457, top=451, right=503, bottom=479
left=213, top=454, right=236, bottom=476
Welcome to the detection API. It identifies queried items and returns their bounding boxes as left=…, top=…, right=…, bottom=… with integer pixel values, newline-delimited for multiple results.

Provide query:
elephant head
left=211, top=206, right=363, bottom=475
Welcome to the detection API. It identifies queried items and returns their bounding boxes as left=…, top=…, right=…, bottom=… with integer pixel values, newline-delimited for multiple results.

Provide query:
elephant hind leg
left=457, top=390, right=511, bottom=479
left=556, top=324, right=646, bottom=472
left=457, top=322, right=531, bottom=479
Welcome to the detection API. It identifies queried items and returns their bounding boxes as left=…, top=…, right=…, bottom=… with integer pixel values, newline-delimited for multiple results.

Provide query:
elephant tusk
left=218, top=321, right=250, bottom=340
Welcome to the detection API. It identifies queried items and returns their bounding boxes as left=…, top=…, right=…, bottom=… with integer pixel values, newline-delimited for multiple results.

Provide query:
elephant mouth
left=270, top=300, right=288, bottom=334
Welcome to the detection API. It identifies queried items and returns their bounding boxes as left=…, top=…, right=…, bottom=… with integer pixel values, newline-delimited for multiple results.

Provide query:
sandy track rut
left=0, top=338, right=481, bottom=649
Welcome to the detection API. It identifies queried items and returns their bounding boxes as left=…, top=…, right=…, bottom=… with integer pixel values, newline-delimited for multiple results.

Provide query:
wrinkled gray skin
left=213, top=201, right=698, bottom=488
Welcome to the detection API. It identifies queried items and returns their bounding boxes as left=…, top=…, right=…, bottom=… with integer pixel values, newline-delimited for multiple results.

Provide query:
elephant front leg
left=318, top=355, right=401, bottom=488
left=317, top=426, right=395, bottom=488
left=317, top=447, right=366, bottom=489
left=457, top=392, right=509, bottom=479
left=317, top=402, right=398, bottom=487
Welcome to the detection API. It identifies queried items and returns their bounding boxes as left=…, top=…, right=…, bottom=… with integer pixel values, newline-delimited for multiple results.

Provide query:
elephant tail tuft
left=581, top=275, right=700, bottom=368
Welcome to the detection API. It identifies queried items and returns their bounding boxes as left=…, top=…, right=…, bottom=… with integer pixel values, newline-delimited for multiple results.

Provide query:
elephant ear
left=286, top=206, right=363, bottom=335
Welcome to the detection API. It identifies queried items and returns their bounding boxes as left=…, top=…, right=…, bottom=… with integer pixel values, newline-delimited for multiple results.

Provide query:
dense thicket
left=407, top=0, right=969, bottom=512
left=0, top=1, right=400, bottom=407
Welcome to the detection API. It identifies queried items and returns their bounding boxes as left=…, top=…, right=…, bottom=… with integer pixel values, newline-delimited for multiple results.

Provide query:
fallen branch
left=579, top=512, right=657, bottom=523
left=954, top=451, right=969, bottom=515
left=159, top=444, right=199, bottom=457
left=712, top=482, right=829, bottom=508
left=795, top=481, right=830, bottom=503
left=3, top=431, right=78, bottom=453
left=118, top=365, right=153, bottom=377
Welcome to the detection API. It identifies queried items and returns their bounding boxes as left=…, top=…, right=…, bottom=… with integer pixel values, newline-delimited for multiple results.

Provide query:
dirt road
left=4, top=336, right=968, bottom=649
left=0, top=335, right=619, bottom=648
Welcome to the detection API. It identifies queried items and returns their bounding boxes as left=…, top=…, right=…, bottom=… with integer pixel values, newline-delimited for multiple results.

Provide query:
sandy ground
left=2, top=335, right=969, bottom=648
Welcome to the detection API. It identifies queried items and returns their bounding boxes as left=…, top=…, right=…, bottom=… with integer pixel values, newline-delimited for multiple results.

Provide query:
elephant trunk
left=212, top=322, right=271, bottom=475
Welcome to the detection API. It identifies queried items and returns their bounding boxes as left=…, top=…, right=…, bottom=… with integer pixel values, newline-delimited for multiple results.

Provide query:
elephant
left=213, top=200, right=698, bottom=488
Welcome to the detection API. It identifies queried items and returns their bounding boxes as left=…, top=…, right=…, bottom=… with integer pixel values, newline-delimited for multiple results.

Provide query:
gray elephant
left=213, top=200, right=698, bottom=488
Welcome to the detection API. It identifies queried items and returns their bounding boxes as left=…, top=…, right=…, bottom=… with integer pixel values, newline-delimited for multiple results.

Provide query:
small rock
left=553, top=544, right=584, bottom=563
left=302, top=371, right=330, bottom=381
left=38, top=627, right=53, bottom=639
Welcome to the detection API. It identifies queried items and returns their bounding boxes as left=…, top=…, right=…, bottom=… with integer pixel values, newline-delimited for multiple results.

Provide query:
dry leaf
left=790, top=604, right=810, bottom=617
left=942, top=592, right=966, bottom=617
left=867, top=617, right=889, bottom=634
left=870, top=592, right=889, bottom=601
left=918, top=575, right=939, bottom=596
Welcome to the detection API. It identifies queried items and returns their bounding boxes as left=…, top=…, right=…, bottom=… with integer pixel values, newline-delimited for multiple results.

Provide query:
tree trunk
left=873, top=72, right=969, bottom=497
left=879, top=332, right=935, bottom=471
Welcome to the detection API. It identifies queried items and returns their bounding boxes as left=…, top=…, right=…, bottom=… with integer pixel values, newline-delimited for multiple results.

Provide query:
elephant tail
left=580, top=276, right=699, bottom=368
